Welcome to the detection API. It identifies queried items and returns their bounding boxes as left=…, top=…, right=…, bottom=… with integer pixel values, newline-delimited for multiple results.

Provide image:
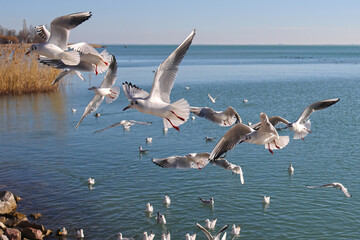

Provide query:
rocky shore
left=0, top=191, right=52, bottom=240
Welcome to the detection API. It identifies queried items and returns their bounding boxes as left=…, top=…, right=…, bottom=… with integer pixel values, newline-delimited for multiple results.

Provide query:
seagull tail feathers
left=105, top=86, right=120, bottom=103
left=265, top=136, right=290, bottom=150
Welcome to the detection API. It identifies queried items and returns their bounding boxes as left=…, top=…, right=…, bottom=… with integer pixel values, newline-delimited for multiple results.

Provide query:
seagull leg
left=170, top=111, right=185, bottom=121
left=101, top=58, right=108, bottom=66
left=166, top=118, right=180, bottom=131
left=273, top=140, right=281, bottom=149
left=268, top=143, right=274, bottom=154
left=110, top=89, right=116, bottom=94
left=304, top=128, right=312, bottom=133
left=301, top=137, right=304, bottom=141
left=223, top=120, right=227, bottom=126
left=95, top=65, right=98, bottom=75
left=108, top=94, right=115, bottom=99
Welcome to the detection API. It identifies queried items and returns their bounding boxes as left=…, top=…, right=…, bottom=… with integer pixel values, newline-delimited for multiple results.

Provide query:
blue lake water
left=1, top=45, right=360, bottom=239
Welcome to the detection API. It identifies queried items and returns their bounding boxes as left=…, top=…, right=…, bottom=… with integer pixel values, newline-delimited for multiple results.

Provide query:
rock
left=21, top=227, right=43, bottom=240
left=16, top=221, right=44, bottom=232
left=0, top=217, right=7, bottom=224
left=5, top=228, right=21, bottom=240
left=0, top=222, right=5, bottom=230
left=0, top=192, right=17, bottom=215
left=12, top=195, right=21, bottom=204
left=0, top=234, right=9, bottom=240
left=29, top=213, right=42, bottom=220
left=10, top=212, right=26, bottom=220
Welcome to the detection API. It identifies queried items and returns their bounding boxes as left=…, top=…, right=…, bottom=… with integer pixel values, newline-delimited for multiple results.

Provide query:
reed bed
left=0, top=44, right=60, bottom=95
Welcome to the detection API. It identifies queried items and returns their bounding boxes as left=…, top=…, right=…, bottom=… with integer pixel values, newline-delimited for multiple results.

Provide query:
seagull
left=220, top=232, right=227, bottom=240
left=116, top=233, right=135, bottom=240
left=145, top=203, right=153, bottom=213
left=209, top=112, right=289, bottom=160
left=231, top=224, right=241, bottom=236
left=262, top=196, right=270, bottom=204
left=163, top=195, right=171, bottom=205
left=243, top=99, right=248, bottom=103
left=208, top=93, right=220, bottom=103
left=185, top=86, right=190, bottom=90
left=288, top=164, right=294, bottom=174
left=199, top=197, right=214, bottom=206
left=152, top=152, right=211, bottom=170
left=210, top=159, right=244, bottom=184
left=39, top=44, right=111, bottom=85
left=76, top=229, right=84, bottom=238
left=205, top=218, right=217, bottom=229
left=191, top=116, right=196, bottom=120
left=94, top=113, right=101, bottom=117
left=161, top=231, right=170, bottom=240
left=94, top=120, right=152, bottom=133
left=196, top=223, right=229, bottom=240
left=185, top=232, right=197, bottom=240
left=143, top=232, right=155, bottom=240
left=87, top=177, right=95, bottom=186
left=206, top=137, right=216, bottom=142
left=156, top=212, right=166, bottom=224
left=71, top=108, right=77, bottom=113
left=139, top=146, right=148, bottom=154
left=146, top=137, right=153, bottom=143
left=122, top=30, right=195, bottom=131
left=74, top=56, right=119, bottom=129
left=306, top=183, right=351, bottom=198
left=26, top=12, right=92, bottom=66
left=190, top=106, right=241, bottom=127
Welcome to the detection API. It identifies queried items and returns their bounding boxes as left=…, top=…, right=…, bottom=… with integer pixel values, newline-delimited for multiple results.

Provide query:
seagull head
left=123, top=100, right=139, bottom=111
left=286, top=123, right=293, bottom=129
left=25, top=44, right=38, bottom=55
left=88, top=86, right=97, bottom=91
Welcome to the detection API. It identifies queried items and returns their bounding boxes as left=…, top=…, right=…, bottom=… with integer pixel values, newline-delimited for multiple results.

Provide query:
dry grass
left=0, top=44, right=61, bottom=95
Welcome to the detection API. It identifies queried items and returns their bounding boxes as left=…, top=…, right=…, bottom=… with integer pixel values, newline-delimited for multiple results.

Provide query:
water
left=1, top=45, right=360, bottom=239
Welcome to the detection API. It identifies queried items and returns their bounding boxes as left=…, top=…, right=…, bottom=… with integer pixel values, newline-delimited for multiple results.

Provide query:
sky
left=1, top=0, right=360, bottom=45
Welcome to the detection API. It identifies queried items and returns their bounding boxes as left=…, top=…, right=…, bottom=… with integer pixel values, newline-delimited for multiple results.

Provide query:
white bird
left=221, top=232, right=227, bottom=240
left=87, top=177, right=95, bottom=185
left=262, top=196, right=270, bottom=204
left=156, top=212, right=166, bottom=224
left=199, top=197, right=214, bottom=206
left=161, top=231, right=171, bottom=240
left=117, top=233, right=135, bottom=240
left=209, top=112, right=289, bottom=160
left=231, top=224, right=241, bottom=236
left=196, top=223, right=228, bottom=240
left=94, top=120, right=152, bottom=133
left=143, top=232, right=155, bottom=240
left=306, top=182, right=352, bottom=198
left=163, top=195, right=171, bottom=205
left=74, top=56, right=119, bottom=129
left=139, top=146, right=148, bottom=154
left=191, top=116, right=196, bottom=120
left=190, top=106, right=241, bottom=127
left=94, top=113, right=101, bottom=117
left=152, top=152, right=210, bottom=170
left=208, top=93, right=220, bottom=103
left=71, top=108, right=77, bottom=113
left=185, top=86, right=190, bottom=90
left=76, top=229, right=84, bottom=238
left=243, top=99, right=248, bottom=103
left=288, top=164, right=294, bottom=174
left=210, top=159, right=244, bottom=184
left=145, top=203, right=153, bottom=213
left=122, top=30, right=196, bottom=131
left=146, top=137, right=153, bottom=144
left=206, top=137, right=216, bottom=142
left=26, top=12, right=92, bottom=65
left=205, top=218, right=217, bottom=229
left=185, top=232, right=197, bottom=240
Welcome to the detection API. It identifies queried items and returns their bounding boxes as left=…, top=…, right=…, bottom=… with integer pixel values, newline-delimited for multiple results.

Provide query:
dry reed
left=0, top=44, right=61, bottom=95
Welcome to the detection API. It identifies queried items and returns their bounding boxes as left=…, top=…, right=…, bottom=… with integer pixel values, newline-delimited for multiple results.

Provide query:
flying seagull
left=306, top=182, right=351, bottom=198
left=190, top=106, right=241, bottom=127
left=196, top=223, right=228, bottom=240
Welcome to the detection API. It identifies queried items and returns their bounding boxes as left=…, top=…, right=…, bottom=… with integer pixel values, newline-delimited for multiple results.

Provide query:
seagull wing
left=211, top=158, right=232, bottom=170
left=68, top=42, right=99, bottom=55
left=209, top=123, right=252, bottom=160
left=340, top=186, right=352, bottom=198
left=35, top=25, right=51, bottom=41
left=152, top=156, right=193, bottom=169
left=306, top=183, right=333, bottom=188
left=148, top=30, right=195, bottom=103
left=223, top=106, right=242, bottom=125
left=75, top=95, right=104, bottom=130
left=208, top=94, right=215, bottom=103
left=122, top=82, right=149, bottom=101
left=99, top=56, right=117, bottom=88
left=251, top=116, right=290, bottom=130
left=93, top=122, right=123, bottom=133
left=296, top=98, right=340, bottom=124
left=48, top=11, right=92, bottom=50
left=214, top=225, right=229, bottom=240
left=196, top=223, right=213, bottom=240
left=128, top=120, right=152, bottom=125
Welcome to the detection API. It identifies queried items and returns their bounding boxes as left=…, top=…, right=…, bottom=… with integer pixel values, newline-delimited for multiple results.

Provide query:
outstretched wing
left=196, top=223, right=213, bottom=240
left=128, top=120, right=152, bottom=125
left=68, top=42, right=100, bottom=55
left=93, top=122, right=123, bottom=133
left=100, top=55, right=117, bottom=88
left=35, top=25, right=51, bottom=41
left=252, top=116, right=290, bottom=130
left=75, top=95, right=104, bottom=130
left=297, top=98, right=340, bottom=124
left=149, top=30, right=195, bottom=103
left=122, top=82, right=149, bottom=101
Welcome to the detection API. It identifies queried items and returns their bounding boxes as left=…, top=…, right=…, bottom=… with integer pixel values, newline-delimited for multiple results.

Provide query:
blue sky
left=1, top=0, right=360, bottom=45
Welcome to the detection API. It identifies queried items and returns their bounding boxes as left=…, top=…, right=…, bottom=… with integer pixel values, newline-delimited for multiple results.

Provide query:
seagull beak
left=123, top=105, right=131, bottom=111
left=25, top=51, right=30, bottom=56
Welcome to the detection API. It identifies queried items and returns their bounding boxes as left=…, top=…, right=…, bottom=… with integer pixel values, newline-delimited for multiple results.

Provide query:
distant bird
left=205, top=137, right=216, bottom=142
left=76, top=229, right=84, bottom=238
left=57, top=227, right=67, bottom=236
left=243, top=99, right=248, bottom=103
left=199, top=197, right=214, bottom=206
left=161, top=231, right=170, bottom=240
left=208, top=93, right=220, bottom=103
left=152, top=152, right=211, bottom=170
left=185, top=86, right=190, bottom=90
left=191, top=116, right=196, bottom=120
left=247, top=122, right=252, bottom=126
left=122, top=30, right=196, bottom=131
left=74, top=56, right=119, bottom=129
left=143, top=231, right=155, bottom=240
left=94, top=120, right=152, bottom=133
left=156, top=212, right=166, bottom=224
left=262, top=196, right=270, bottom=204
left=306, top=183, right=351, bottom=198
left=210, top=159, right=244, bottom=184
left=145, top=203, right=153, bottom=213
left=196, top=223, right=228, bottom=240
left=139, top=146, right=148, bottom=154
left=117, top=233, right=135, bottom=240
left=146, top=137, right=153, bottom=144
left=71, top=108, right=77, bottom=113
left=205, top=218, right=217, bottom=229
left=185, top=232, right=197, bottom=240
left=87, top=177, right=95, bottom=186
left=94, top=113, right=101, bottom=117
left=209, top=112, right=289, bottom=160
left=259, top=98, right=340, bottom=140
left=26, top=12, right=92, bottom=65
left=190, top=106, right=241, bottom=127
left=163, top=195, right=171, bottom=205
left=231, top=224, right=241, bottom=236
left=288, top=164, right=294, bottom=174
